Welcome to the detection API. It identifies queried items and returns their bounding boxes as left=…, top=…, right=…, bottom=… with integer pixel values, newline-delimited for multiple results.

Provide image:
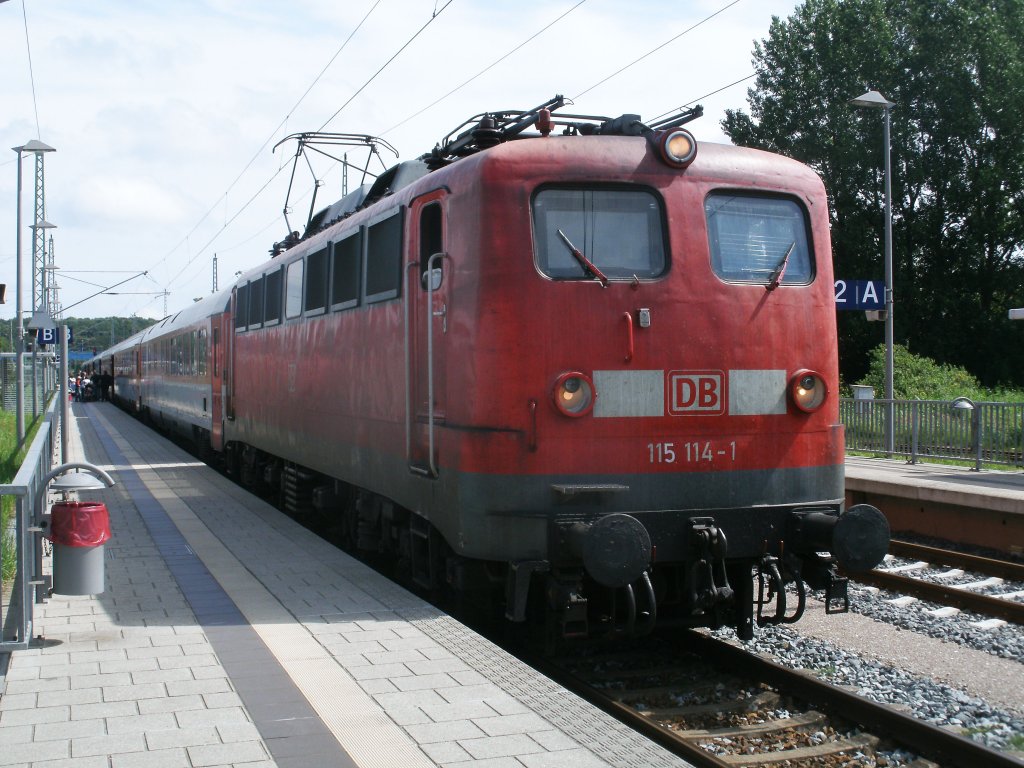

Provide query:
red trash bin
left=47, top=501, right=110, bottom=595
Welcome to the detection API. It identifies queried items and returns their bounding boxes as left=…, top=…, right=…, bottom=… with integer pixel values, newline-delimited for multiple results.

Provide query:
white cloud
left=73, top=176, right=192, bottom=224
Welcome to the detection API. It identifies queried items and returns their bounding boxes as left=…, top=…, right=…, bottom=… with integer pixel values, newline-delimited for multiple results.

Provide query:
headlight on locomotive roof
left=790, top=370, right=827, bottom=412
left=554, top=372, right=595, bottom=417
left=656, top=128, right=697, bottom=169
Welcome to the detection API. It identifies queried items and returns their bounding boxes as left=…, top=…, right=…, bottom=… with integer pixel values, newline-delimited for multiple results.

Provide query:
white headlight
left=658, top=129, right=697, bottom=168
left=554, top=372, right=595, bottom=417
left=790, top=370, right=827, bottom=412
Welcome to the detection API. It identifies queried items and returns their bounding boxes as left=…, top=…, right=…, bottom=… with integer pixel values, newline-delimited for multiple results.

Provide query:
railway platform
left=0, top=403, right=690, bottom=768
left=845, top=456, right=1024, bottom=555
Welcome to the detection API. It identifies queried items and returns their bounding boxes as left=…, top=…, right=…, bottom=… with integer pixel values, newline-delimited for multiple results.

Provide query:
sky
left=0, top=0, right=803, bottom=323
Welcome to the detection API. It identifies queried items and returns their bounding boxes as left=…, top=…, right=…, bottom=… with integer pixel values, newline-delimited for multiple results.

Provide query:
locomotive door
left=135, top=346, right=143, bottom=412
left=210, top=317, right=225, bottom=451
left=224, top=288, right=236, bottom=426
left=408, top=193, right=449, bottom=477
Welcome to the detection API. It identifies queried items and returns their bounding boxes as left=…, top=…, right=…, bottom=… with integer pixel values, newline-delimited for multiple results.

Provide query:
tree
left=722, top=0, right=1024, bottom=387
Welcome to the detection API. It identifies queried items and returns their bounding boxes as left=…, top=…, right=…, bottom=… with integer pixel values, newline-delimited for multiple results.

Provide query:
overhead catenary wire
left=19, top=0, right=42, bottom=138
left=650, top=72, right=759, bottom=125
left=144, top=0, right=387, bottom=283
left=317, top=0, right=456, bottom=132
left=380, top=0, right=588, bottom=138
left=163, top=164, right=291, bottom=292
left=572, top=0, right=743, bottom=101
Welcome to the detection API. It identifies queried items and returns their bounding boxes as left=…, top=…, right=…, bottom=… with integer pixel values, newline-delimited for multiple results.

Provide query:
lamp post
left=850, top=90, right=895, bottom=456
left=28, top=220, right=57, bottom=418
left=12, top=139, right=55, bottom=445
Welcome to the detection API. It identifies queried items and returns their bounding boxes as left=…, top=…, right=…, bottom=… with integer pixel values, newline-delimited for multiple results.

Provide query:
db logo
left=668, top=371, right=725, bottom=415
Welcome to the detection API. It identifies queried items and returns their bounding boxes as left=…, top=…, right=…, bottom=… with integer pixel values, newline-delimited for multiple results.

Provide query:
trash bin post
left=37, top=463, right=116, bottom=596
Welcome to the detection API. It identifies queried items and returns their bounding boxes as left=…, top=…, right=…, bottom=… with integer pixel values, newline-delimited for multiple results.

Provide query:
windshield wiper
left=765, top=242, right=796, bottom=292
left=557, top=229, right=609, bottom=288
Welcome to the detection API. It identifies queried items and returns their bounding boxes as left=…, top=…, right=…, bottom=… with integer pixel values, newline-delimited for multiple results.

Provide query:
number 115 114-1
left=648, top=441, right=736, bottom=464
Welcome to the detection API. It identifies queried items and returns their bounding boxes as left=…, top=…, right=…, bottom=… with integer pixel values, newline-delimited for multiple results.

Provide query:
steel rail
left=889, top=539, right=1024, bottom=582
left=852, top=568, right=1024, bottom=625
left=684, top=632, right=1024, bottom=768
left=851, top=538, right=1024, bottom=625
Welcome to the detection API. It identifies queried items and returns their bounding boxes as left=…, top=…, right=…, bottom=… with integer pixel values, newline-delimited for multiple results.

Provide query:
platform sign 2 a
left=36, top=326, right=73, bottom=346
left=834, top=280, right=884, bottom=310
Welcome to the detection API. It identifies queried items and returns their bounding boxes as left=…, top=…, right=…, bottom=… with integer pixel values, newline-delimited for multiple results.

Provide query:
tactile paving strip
left=400, top=609, right=689, bottom=768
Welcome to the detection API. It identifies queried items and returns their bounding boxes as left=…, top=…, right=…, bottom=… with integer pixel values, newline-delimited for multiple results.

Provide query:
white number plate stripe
left=593, top=370, right=665, bottom=417
left=728, top=369, right=787, bottom=415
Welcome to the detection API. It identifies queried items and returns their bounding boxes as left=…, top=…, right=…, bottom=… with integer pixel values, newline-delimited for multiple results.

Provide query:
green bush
left=856, top=344, right=1024, bottom=402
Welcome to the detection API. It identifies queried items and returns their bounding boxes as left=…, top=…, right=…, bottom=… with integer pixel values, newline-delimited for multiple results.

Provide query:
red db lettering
left=668, top=371, right=724, bottom=415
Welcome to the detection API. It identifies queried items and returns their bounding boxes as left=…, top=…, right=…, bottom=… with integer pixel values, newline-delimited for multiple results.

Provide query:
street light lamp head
left=851, top=90, right=895, bottom=109
left=27, top=311, right=57, bottom=331
left=15, top=139, right=56, bottom=154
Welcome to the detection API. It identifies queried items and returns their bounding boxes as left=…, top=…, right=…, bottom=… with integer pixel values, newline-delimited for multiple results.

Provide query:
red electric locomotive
left=95, top=97, right=888, bottom=641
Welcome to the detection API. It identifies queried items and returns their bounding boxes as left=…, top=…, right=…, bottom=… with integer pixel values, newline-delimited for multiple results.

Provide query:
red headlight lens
left=790, top=370, right=827, bottom=412
left=553, top=372, right=595, bottom=417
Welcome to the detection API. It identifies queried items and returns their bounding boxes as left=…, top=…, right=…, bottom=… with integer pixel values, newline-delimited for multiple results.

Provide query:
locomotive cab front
left=442, top=130, right=889, bottom=642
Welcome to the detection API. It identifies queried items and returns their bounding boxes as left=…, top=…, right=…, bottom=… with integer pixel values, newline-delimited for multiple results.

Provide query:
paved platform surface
left=0, top=403, right=690, bottom=768
left=846, top=455, right=1024, bottom=514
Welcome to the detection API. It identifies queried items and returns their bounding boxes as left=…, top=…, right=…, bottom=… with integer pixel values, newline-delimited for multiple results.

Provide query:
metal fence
left=1, top=400, right=57, bottom=651
left=1, top=352, right=60, bottom=415
left=840, top=397, right=1024, bottom=470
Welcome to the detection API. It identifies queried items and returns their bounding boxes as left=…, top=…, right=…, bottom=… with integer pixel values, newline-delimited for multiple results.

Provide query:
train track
left=536, top=631, right=1023, bottom=768
left=849, top=540, right=1024, bottom=625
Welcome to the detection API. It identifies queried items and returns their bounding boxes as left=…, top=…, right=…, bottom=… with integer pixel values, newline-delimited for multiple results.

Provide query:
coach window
left=285, top=258, right=304, bottom=319
left=264, top=267, right=282, bottom=325
left=305, top=246, right=329, bottom=315
left=533, top=187, right=667, bottom=281
left=331, top=231, right=361, bottom=310
left=249, top=275, right=265, bottom=328
left=365, top=209, right=403, bottom=303
left=234, top=284, right=249, bottom=332
left=704, top=194, right=813, bottom=285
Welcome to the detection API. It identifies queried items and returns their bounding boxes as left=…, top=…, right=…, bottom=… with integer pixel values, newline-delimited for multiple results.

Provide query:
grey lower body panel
left=436, top=463, right=845, bottom=563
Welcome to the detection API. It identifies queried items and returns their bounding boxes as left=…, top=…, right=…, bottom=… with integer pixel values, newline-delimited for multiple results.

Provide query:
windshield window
left=704, top=194, right=813, bottom=285
left=533, top=187, right=667, bottom=280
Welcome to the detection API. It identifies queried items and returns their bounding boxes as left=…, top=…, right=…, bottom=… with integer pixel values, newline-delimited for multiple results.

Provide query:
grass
left=846, top=450, right=1020, bottom=472
left=1, top=409, right=44, bottom=586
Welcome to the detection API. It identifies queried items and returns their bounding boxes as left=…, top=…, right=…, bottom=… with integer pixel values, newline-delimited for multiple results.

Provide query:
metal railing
left=841, top=397, right=1024, bottom=470
left=1, top=399, right=57, bottom=651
